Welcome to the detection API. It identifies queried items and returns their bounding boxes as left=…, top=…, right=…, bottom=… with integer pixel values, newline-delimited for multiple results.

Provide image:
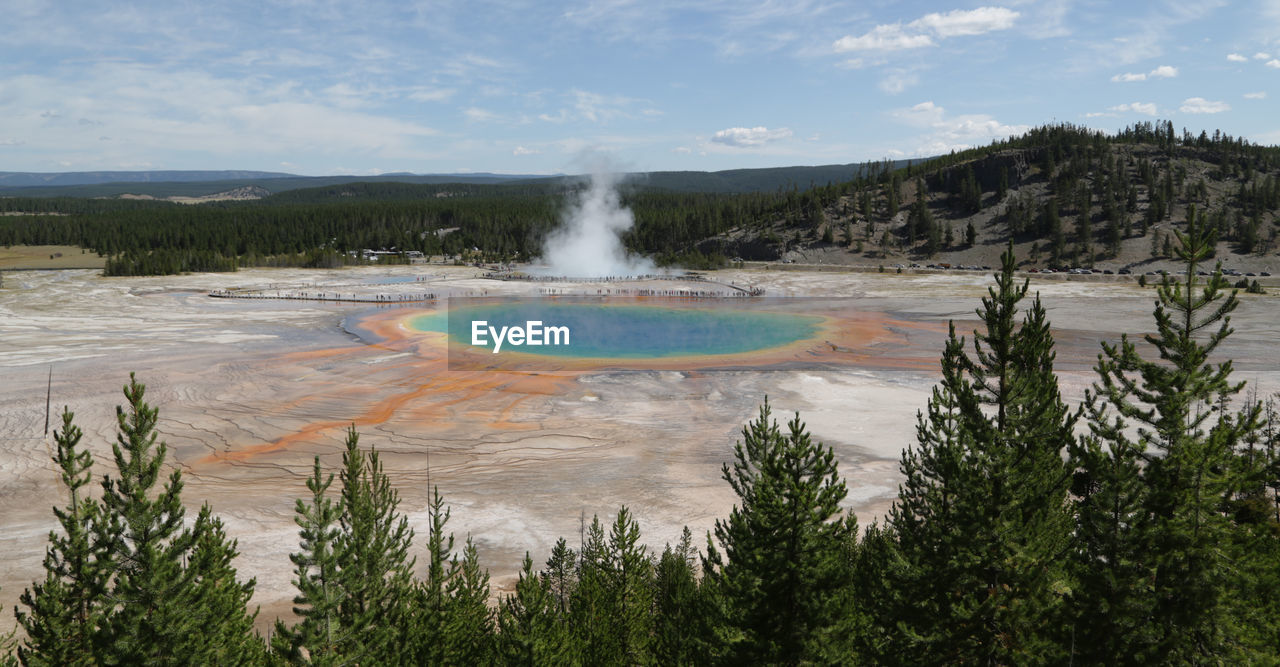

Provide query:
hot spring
left=410, top=299, right=823, bottom=360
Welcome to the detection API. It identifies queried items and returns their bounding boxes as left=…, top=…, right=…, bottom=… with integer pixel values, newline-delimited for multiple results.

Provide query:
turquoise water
left=410, top=301, right=820, bottom=359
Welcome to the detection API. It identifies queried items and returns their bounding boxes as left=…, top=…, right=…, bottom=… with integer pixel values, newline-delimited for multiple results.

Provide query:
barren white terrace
left=1, top=265, right=1275, bottom=630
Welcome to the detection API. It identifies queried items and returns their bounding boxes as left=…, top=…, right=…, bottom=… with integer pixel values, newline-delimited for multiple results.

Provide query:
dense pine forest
left=5, top=218, right=1279, bottom=663
left=0, top=186, right=795, bottom=273
left=2, top=122, right=1277, bottom=276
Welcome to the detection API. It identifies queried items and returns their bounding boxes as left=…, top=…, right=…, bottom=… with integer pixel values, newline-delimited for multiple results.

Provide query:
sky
left=0, top=0, right=1277, bottom=176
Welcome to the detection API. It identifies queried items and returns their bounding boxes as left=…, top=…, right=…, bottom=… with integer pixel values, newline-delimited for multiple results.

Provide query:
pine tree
left=1072, top=212, right=1264, bottom=661
left=876, top=332, right=977, bottom=663
left=91, top=374, right=194, bottom=662
left=16, top=381, right=261, bottom=664
left=882, top=245, right=1076, bottom=663
left=571, top=515, right=614, bottom=664
left=652, top=527, right=709, bottom=665
left=543, top=537, right=576, bottom=619
left=497, top=553, right=570, bottom=665
left=1068, top=384, right=1154, bottom=662
left=441, top=537, right=495, bottom=664
left=177, top=506, right=263, bottom=664
left=93, top=374, right=261, bottom=663
left=278, top=426, right=418, bottom=663
left=333, top=427, right=416, bottom=662
left=407, top=484, right=456, bottom=665
left=1229, top=399, right=1280, bottom=653
left=16, top=408, right=106, bottom=665
left=564, top=508, right=655, bottom=664
left=702, top=400, right=853, bottom=665
left=846, top=522, right=899, bottom=661
left=272, top=457, right=347, bottom=663
left=606, top=506, right=654, bottom=663
left=0, top=625, right=15, bottom=667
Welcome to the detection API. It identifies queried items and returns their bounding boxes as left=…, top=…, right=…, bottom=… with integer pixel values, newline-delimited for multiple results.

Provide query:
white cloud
left=836, top=58, right=867, bottom=70
left=1076, top=1, right=1224, bottom=69
left=535, top=89, right=652, bottom=124
left=1111, top=64, right=1178, bottom=82
left=574, top=90, right=644, bottom=123
left=1021, top=0, right=1072, bottom=38
left=438, top=53, right=507, bottom=79
left=709, top=126, right=794, bottom=148
left=1244, top=91, right=1267, bottom=99
left=907, top=6, right=1020, bottom=37
left=833, top=24, right=935, bottom=52
left=225, top=102, right=438, bottom=147
left=833, top=5, right=1018, bottom=54
left=1253, top=129, right=1280, bottom=145
left=1179, top=97, right=1230, bottom=113
left=463, top=107, right=499, bottom=122
left=1109, top=102, right=1158, bottom=115
left=896, top=101, right=947, bottom=125
left=407, top=87, right=456, bottom=103
left=879, top=70, right=919, bottom=94
left=1227, top=53, right=1248, bottom=62
left=1268, top=59, right=1280, bottom=68
left=671, top=146, right=692, bottom=154
left=1085, top=112, right=1117, bottom=118
left=512, top=146, right=539, bottom=156
left=1255, top=52, right=1273, bottom=59
left=0, top=65, right=442, bottom=169
left=891, top=100, right=1029, bottom=155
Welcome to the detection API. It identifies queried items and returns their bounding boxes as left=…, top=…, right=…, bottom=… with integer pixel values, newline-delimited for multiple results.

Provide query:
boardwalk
left=483, top=271, right=765, bottom=297
left=209, top=288, right=437, bottom=303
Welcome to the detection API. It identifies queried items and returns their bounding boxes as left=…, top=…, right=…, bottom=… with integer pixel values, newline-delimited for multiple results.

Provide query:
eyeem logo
left=470, top=320, right=571, bottom=353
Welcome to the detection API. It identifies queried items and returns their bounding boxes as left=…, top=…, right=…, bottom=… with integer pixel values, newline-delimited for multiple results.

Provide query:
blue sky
left=1, top=0, right=1276, bottom=175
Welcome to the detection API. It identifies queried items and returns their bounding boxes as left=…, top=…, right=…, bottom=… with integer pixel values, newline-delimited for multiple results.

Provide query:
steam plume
left=538, top=168, right=656, bottom=277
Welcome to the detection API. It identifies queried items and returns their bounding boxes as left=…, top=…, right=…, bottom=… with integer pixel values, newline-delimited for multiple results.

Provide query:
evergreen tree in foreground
left=497, top=553, right=570, bottom=664
left=334, top=427, right=416, bottom=661
left=1071, top=212, right=1270, bottom=661
left=15, top=408, right=105, bottom=665
left=16, top=375, right=261, bottom=664
left=97, top=374, right=261, bottom=663
left=275, top=426, right=417, bottom=664
left=703, top=400, right=854, bottom=665
left=94, top=374, right=200, bottom=662
left=877, top=245, right=1076, bottom=664
left=272, top=457, right=346, bottom=662
left=570, top=510, right=656, bottom=665
left=440, top=536, right=495, bottom=663
left=406, top=484, right=458, bottom=664
left=652, top=527, right=710, bottom=665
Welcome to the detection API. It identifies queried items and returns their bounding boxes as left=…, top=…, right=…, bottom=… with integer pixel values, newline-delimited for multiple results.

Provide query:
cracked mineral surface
left=2, top=265, right=1276, bottom=630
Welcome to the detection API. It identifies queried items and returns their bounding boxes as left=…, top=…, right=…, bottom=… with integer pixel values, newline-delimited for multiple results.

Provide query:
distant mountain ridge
left=0, top=171, right=559, bottom=198
left=0, top=162, right=917, bottom=198
left=0, top=170, right=297, bottom=187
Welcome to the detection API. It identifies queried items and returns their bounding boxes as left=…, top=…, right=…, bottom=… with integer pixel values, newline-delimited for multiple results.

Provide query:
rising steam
left=538, top=169, right=657, bottom=278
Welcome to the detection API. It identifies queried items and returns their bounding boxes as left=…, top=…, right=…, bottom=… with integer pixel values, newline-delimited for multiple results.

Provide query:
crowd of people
left=209, top=289, right=437, bottom=303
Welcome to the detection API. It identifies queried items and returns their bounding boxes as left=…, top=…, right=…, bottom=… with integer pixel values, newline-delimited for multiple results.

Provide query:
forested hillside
left=0, top=183, right=800, bottom=274
left=706, top=121, right=1280, bottom=270
left=1, top=122, right=1277, bottom=276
